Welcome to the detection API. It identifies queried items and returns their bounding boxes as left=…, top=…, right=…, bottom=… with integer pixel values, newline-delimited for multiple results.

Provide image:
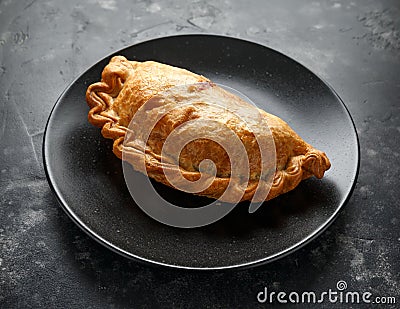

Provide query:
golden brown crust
left=86, top=56, right=331, bottom=202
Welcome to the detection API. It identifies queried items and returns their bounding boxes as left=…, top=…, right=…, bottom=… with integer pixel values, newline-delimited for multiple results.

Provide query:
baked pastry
left=86, top=56, right=331, bottom=202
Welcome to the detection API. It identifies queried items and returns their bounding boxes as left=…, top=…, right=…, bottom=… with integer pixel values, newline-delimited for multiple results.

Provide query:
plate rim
left=43, top=34, right=360, bottom=270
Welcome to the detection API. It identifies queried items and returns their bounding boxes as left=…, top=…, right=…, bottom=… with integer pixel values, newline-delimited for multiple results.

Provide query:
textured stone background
left=0, top=0, right=399, bottom=307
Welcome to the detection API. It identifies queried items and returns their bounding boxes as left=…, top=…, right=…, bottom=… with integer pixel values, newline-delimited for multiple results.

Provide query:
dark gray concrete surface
left=0, top=0, right=399, bottom=307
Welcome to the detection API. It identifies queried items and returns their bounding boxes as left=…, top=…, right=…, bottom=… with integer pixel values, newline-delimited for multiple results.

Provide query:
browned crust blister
left=86, top=56, right=331, bottom=202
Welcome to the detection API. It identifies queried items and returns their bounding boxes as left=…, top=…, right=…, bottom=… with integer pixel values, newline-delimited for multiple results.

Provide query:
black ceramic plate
left=43, top=35, right=359, bottom=269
